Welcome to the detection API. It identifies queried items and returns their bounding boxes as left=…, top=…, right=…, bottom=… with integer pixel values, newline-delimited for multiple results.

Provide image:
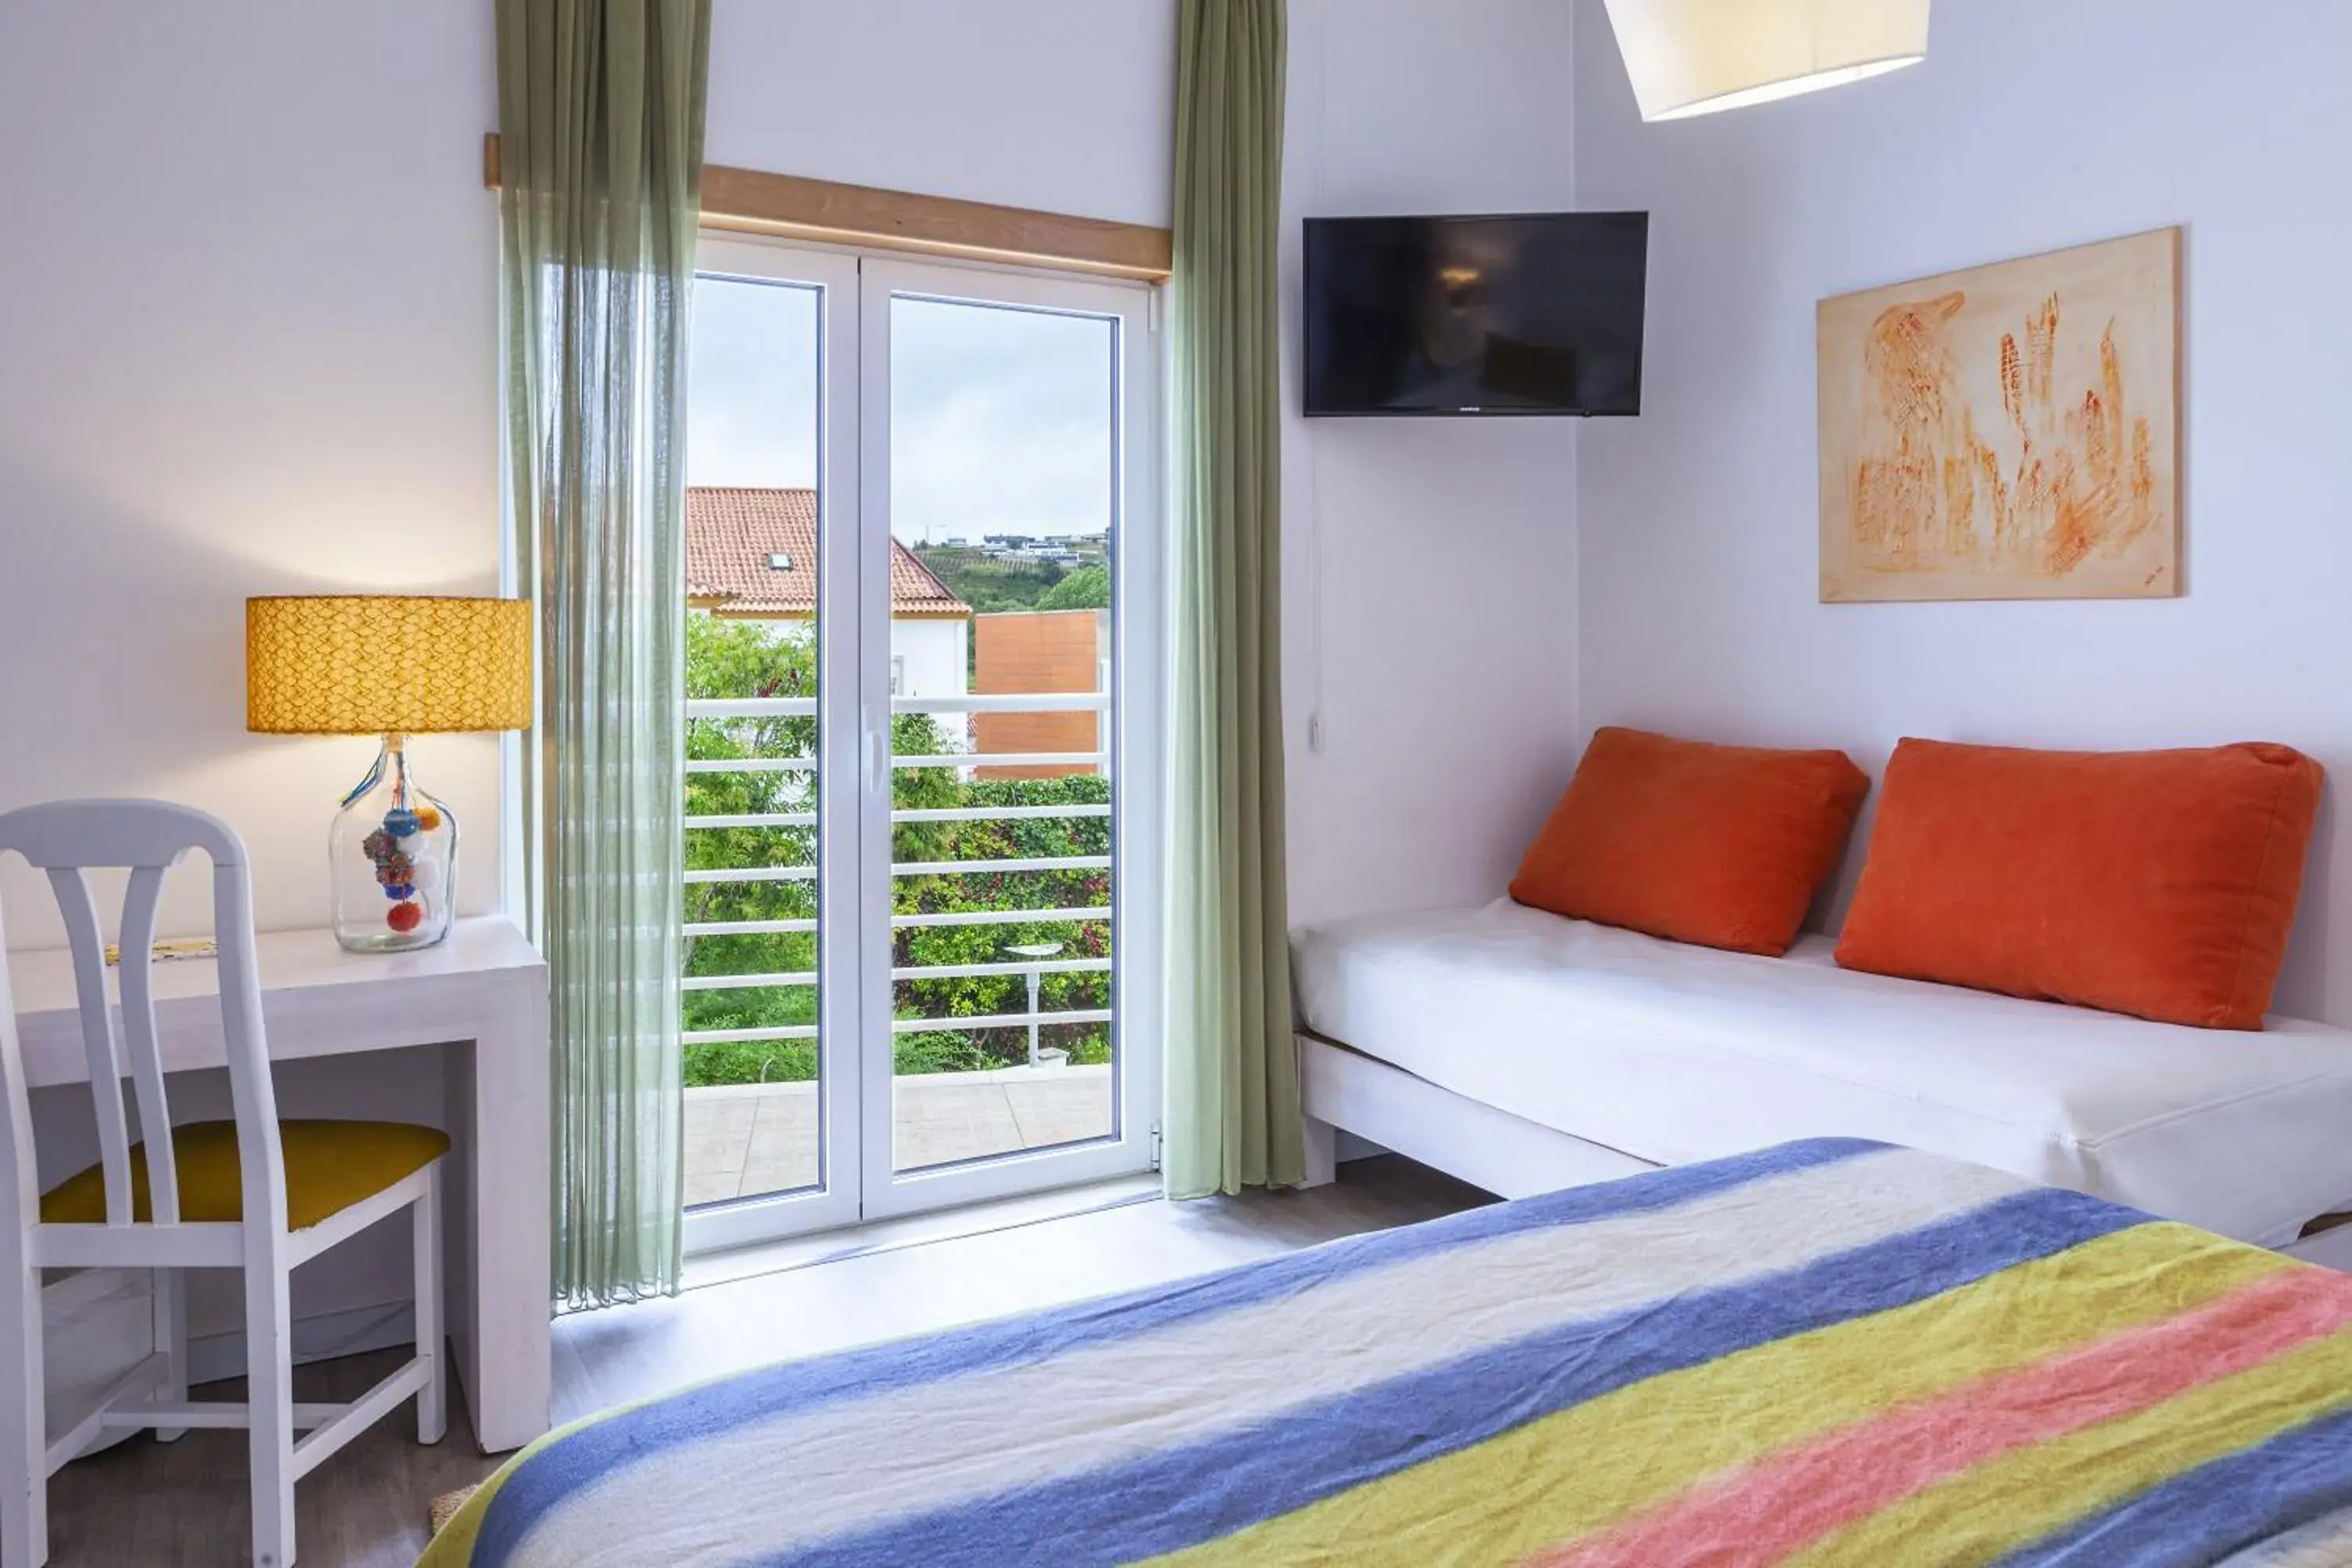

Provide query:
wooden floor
left=42, top=1156, right=1489, bottom=1566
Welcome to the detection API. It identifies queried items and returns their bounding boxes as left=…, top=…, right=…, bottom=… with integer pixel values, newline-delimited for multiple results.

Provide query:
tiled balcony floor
left=683, top=1063, right=1116, bottom=1207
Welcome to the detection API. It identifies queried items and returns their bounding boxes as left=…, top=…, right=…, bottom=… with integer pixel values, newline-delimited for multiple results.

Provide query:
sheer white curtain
left=497, top=0, right=710, bottom=1308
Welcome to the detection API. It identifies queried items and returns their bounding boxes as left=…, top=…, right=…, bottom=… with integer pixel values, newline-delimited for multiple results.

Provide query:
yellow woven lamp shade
left=246, top=596, right=533, bottom=735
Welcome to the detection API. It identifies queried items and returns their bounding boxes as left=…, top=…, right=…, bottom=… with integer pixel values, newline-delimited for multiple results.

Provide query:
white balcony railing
left=683, top=691, right=1115, bottom=1058
left=682, top=804, right=1109, bottom=829
left=684, top=694, right=1105, bottom=720
left=684, top=907, right=1111, bottom=938
left=684, top=855, right=1109, bottom=886
left=687, top=751, right=1107, bottom=775
left=684, top=957, right=1111, bottom=993
left=682, top=1012, right=1114, bottom=1048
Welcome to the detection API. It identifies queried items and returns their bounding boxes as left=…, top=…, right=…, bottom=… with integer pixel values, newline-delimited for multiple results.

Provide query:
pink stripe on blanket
left=1526, top=1268, right=2352, bottom=1568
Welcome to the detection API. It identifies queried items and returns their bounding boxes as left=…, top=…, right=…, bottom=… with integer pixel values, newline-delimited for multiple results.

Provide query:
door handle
left=862, top=708, right=887, bottom=796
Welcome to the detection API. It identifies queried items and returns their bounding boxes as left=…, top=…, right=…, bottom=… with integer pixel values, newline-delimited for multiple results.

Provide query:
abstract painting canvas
left=1818, top=228, right=2180, bottom=602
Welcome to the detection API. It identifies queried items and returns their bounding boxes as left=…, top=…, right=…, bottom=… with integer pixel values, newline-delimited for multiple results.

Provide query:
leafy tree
left=1036, top=566, right=1109, bottom=612
left=682, top=610, right=1112, bottom=1087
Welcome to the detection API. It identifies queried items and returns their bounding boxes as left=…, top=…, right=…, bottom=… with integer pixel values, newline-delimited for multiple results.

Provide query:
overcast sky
left=686, top=275, right=1114, bottom=545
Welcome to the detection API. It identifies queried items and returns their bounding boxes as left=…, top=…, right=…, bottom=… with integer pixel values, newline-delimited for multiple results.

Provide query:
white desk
left=6, top=916, right=550, bottom=1454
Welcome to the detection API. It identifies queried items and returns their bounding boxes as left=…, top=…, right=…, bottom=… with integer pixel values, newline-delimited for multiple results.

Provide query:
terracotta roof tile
left=684, top=487, right=971, bottom=617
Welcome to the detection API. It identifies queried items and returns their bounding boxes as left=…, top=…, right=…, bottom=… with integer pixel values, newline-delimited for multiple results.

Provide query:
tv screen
left=1302, top=212, right=1649, bottom=417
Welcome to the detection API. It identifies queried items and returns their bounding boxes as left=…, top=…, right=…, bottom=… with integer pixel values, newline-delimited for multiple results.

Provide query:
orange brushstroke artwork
left=1818, top=228, right=2180, bottom=602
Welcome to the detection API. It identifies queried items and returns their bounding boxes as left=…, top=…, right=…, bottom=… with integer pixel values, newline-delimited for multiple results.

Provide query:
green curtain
left=497, top=0, right=710, bottom=1309
left=1164, top=0, right=1303, bottom=1199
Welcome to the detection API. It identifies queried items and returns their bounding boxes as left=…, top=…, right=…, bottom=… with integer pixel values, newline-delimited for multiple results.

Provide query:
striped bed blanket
left=423, top=1140, right=2352, bottom=1567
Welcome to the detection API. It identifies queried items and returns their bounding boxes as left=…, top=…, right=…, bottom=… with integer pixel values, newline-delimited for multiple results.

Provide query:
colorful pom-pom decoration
left=386, top=901, right=423, bottom=935
left=416, top=806, right=443, bottom=831
left=383, top=883, right=416, bottom=902
left=361, top=829, right=394, bottom=862
left=384, top=808, right=423, bottom=839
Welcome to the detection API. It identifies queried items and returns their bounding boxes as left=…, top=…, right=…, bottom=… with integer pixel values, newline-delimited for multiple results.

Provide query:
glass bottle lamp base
left=331, top=734, right=459, bottom=953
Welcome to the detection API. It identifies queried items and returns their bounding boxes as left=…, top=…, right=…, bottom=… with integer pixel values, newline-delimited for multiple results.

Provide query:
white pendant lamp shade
left=1602, top=0, right=1931, bottom=122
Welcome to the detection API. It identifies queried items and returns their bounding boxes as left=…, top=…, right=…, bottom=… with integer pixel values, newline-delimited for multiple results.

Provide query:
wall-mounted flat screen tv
left=1302, top=212, right=1649, bottom=417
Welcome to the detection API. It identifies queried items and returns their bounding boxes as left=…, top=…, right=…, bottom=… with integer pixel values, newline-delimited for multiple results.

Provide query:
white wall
left=1572, top=0, right=2352, bottom=1021
left=0, top=0, right=1581, bottom=942
left=0, top=0, right=509, bottom=1348
left=1281, top=0, right=1583, bottom=927
left=893, top=617, right=970, bottom=702
left=706, top=1, right=1178, bottom=227
left=0, top=1, right=506, bottom=953
left=0, top=0, right=501, bottom=1340
left=0, top=0, right=1178, bottom=956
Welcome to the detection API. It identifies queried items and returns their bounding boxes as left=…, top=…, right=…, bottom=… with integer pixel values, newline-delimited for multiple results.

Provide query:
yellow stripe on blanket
left=419, top=1439, right=535, bottom=1567
left=1152, top=1225, right=2287, bottom=1568
left=1791, top=1323, right=2352, bottom=1567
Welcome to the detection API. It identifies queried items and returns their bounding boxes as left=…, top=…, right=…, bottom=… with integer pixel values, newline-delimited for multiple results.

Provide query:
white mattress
left=1292, top=900, right=2352, bottom=1247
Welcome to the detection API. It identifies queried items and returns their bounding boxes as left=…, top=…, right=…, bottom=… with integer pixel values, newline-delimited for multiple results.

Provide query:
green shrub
left=681, top=611, right=1116, bottom=1090
left=683, top=1039, right=816, bottom=1087
left=1037, top=566, right=1109, bottom=612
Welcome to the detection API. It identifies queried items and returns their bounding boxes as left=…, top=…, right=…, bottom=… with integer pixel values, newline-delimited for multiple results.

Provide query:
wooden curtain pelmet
left=483, top=133, right=1172, bottom=281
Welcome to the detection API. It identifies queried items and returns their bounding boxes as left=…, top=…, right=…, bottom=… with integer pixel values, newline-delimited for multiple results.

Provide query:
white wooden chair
left=0, top=801, right=447, bottom=1567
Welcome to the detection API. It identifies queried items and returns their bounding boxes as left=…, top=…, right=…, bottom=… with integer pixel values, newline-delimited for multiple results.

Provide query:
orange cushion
left=1509, top=727, right=1871, bottom=956
left=40, top=1119, right=449, bottom=1231
left=1835, top=739, right=2325, bottom=1029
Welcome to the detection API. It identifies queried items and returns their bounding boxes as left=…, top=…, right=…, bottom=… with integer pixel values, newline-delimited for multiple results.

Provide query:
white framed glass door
left=682, top=241, right=1161, bottom=1251
left=857, top=256, right=1162, bottom=1220
left=681, top=240, right=863, bottom=1253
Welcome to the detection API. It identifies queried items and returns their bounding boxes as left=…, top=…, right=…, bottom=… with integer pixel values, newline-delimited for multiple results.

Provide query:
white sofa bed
left=1292, top=899, right=2352, bottom=1257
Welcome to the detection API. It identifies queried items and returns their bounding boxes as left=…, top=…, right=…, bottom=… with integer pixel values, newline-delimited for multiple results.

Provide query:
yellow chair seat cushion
left=40, top=1120, right=450, bottom=1231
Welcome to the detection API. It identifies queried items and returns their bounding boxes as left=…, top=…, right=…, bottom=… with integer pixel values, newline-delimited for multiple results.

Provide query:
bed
left=1292, top=900, right=2352, bottom=1249
left=423, top=1139, right=2352, bottom=1566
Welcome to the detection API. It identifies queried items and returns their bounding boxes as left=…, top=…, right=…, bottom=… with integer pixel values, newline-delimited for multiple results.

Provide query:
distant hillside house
left=684, top=486, right=971, bottom=701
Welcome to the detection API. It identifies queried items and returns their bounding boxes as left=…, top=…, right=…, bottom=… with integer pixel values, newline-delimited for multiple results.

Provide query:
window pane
left=887, top=295, right=1118, bottom=1174
left=681, top=274, right=826, bottom=1208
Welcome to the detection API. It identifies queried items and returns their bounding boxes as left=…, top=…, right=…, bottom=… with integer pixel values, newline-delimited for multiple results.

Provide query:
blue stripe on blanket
left=775, top=1187, right=2143, bottom=1567
left=474, top=1138, right=1886, bottom=1567
left=1994, top=1405, right=2352, bottom=1568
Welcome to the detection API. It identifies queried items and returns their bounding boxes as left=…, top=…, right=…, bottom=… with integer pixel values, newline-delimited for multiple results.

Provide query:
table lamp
left=246, top=595, right=532, bottom=953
